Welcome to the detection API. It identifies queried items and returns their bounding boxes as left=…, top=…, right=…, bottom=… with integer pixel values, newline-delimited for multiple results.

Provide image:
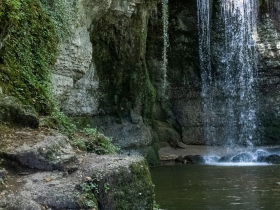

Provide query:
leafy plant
left=104, top=183, right=110, bottom=194
left=0, top=0, right=58, bottom=114
left=84, top=128, right=119, bottom=155
left=153, top=201, right=160, bottom=210
left=80, top=179, right=99, bottom=208
left=39, top=0, right=75, bottom=40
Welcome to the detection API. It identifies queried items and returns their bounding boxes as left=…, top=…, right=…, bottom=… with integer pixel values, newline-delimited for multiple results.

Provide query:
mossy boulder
left=95, top=158, right=155, bottom=210
left=0, top=94, right=39, bottom=128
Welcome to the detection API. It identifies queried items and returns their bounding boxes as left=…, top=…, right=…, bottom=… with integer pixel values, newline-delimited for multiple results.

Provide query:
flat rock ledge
left=0, top=129, right=155, bottom=210
left=0, top=155, right=154, bottom=210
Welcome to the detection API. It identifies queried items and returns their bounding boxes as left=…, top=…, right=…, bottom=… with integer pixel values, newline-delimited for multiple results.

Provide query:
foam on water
left=203, top=147, right=280, bottom=166
left=205, top=162, right=271, bottom=167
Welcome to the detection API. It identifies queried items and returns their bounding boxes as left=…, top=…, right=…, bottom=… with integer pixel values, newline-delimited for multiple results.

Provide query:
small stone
left=276, top=182, right=280, bottom=185
left=46, top=177, right=51, bottom=182
left=0, top=169, right=7, bottom=179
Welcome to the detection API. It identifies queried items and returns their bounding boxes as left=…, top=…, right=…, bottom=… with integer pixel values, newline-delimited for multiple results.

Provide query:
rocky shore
left=0, top=126, right=155, bottom=210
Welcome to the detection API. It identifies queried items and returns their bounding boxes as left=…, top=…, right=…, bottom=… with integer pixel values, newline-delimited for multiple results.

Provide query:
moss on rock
left=95, top=159, right=155, bottom=210
left=0, top=0, right=58, bottom=114
left=91, top=0, right=157, bottom=119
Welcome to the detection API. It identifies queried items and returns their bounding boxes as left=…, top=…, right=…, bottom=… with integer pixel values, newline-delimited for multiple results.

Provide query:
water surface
left=151, top=165, right=280, bottom=210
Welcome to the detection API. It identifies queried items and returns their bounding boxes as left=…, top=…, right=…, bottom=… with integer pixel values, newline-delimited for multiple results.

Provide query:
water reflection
left=151, top=165, right=280, bottom=210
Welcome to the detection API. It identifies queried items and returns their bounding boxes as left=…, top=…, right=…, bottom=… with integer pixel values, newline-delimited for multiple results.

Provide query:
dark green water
left=150, top=165, right=280, bottom=210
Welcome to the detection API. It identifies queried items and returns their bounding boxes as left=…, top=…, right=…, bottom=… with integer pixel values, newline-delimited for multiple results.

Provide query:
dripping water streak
left=162, top=0, right=169, bottom=94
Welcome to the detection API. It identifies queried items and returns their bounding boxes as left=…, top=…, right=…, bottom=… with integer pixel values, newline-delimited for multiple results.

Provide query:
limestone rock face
left=51, top=0, right=99, bottom=116
left=147, top=0, right=202, bottom=145
left=49, top=0, right=280, bottom=147
left=79, top=115, right=153, bottom=150
left=52, top=0, right=155, bottom=116
left=257, top=15, right=280, bottom=145
left=50, top=0, right=158, bottom=151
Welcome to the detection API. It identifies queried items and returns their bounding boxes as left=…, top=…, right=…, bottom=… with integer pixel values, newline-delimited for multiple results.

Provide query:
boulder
left=232, top=153, right=253, bottom=163
left=83, top=116, right=153, bottom=150
left=219, top=155, right=233, bottom=162
left=185, top=155, right=205, bottom=164
left=253, top=149, right=269, bottom=157
left=3, top=130, right=77, bottom=171
left=0, top=95, right=39, bottom=128
left=0, top=169, right=7, bottom=179
left=153, top=120, right=181, bottom=148
left=265, top=155, right=280, bottom=164
left=175, top=155, right=205, bottom=164
left=257, top=156, right=267, bottom=162
left=0, top=195, right=42, bottom=210
left=175, top=156, right=191, bottom=164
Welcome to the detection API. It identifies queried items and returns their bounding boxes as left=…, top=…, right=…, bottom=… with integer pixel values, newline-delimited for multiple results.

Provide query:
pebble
left=0, top=169, right=7, bottom=179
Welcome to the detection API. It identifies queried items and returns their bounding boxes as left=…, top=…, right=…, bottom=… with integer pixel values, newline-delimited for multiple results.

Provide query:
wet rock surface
left=232, top=153, right=253, bottom=163
left=175, top=155, right=205, bottom=164
left=265, top=155, right=280, bottom=164
left=218, top=155, right=233, bottom=163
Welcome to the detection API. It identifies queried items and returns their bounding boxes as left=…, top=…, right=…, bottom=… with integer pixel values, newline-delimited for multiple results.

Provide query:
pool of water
left=150, top=164, right=280, bottom=210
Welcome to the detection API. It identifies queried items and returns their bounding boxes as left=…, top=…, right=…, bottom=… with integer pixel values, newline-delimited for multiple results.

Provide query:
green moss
left=79, top=181, right=99, bottom=209
left=91, top=2, right=157, bottom=119
left=145, top=146, right=159, bottom=166
left=79, top=160, right=155, bottom=209
left=39, top=0, right=76, bottom=41
left=71, top=128, right=119, bottom=155
left=143, top=62, right=156, bottom=119
left=0, top=0, right=58, bottom=114
left=114, top=160, right=155, bottom=210
left=96, top=160, right=155, bottom=209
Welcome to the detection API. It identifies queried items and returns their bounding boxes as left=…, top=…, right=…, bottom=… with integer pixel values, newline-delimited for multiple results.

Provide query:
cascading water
left=197, top=0, right=213, bottom=144
left=219, top=0, right=259, bottom=148
left=162, top=0, right=169, bottom=93
left=198, top=0, right=259, bottom=153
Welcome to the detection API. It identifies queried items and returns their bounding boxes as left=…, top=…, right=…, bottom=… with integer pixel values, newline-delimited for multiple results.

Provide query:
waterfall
left=198, top=0, right=259, bottom=148
left=197, top=0, right=213, bottom=144
left=162, top=0, right=169, bottom=94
